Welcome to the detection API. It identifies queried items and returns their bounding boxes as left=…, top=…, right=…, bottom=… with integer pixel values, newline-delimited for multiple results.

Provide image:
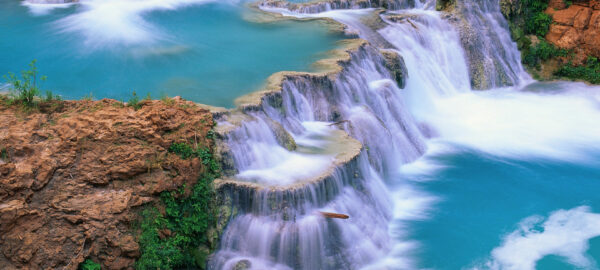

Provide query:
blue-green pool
left=392, top=83, right=600, bottom=270
left=399, top=147, right=600, bottom=270
left=0, top=0, right=343, bottom=107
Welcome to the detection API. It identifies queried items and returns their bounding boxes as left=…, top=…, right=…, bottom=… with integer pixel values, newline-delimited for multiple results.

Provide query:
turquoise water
left=0, top=0, right=342, bottom=107
left=392, top=82, right=600, bottom=270
left=398, top=147, right=600, bottom=269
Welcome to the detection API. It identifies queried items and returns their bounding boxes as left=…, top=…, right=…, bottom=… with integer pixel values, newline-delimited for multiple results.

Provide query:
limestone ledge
left=259, top=0, right=412, bottom=14
left=214, top=128, right=362, bottom=191
left=211, top=38, right=367, bottom=181
left=234, top=38, right=368, bottom=110
left=213, top=132, right=363, bottom=214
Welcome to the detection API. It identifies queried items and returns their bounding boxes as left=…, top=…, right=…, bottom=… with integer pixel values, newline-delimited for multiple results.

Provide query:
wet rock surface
left=0, top=98, right=213, bottom=269
left=440, top=0, right=524, bottom=89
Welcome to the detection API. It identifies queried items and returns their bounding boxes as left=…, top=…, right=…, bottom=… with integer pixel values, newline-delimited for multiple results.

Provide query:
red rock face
left=546, top=2, right=600, bottom=64
left=0, top=98, right=214, bottom=269
left=549, top=0, right=567, bottom=10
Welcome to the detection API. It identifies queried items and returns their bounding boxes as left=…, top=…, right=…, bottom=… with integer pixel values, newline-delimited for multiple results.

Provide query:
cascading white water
left=378, top=9, right=471, bottom=121
left=377, top=2, right=600, bottom=159
left=209, top=2, right=470, bottom=270
left=211, top=0, right=600, bottom=269
left=449, top=0, right=531, bottom=89
left=210, top=44, right=426, bottom=269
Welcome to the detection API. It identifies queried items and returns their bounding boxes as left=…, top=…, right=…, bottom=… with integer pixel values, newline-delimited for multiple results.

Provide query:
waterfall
left=209, top=43, right=426, bottom=269
left=378, top=9, right=471, bottom=120
left=444, top=0, right=530, bottom=89
left=210, top=0, right=544, bottom=269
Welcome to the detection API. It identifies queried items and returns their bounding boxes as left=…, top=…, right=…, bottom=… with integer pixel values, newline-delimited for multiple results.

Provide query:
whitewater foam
left=418, top=83, right=600, bottom=160
left=377, top=9, right=600, bottom=161
left=230, top=120, right=341, bottom=186
left=475, top=206, right=600, bottom=270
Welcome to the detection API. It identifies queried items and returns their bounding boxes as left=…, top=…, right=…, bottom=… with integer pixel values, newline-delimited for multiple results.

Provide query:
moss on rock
left=380, top=50, right=409, bottom=89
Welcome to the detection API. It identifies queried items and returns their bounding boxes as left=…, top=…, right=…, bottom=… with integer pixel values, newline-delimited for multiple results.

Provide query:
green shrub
left=0, top=147, right=8, bottom=161
left=3, top=60, right=46, bottom=107
left=510, top=0, right=550, bottom=37
left=555, top=56, right=600, bottom=84
left=527, top=12, right=552, bottom=37
left=137, top=142, right=221, bottom=270
left=168, top=143, right=197, bottom=160
left=45, top=90, right=63, bottom=102
left=169, top=142, right=221, bottom=173
left=160, top=94, right=175, bottom=106
left=522, top=40, right=567, bottom=68
left=565, top=0, right=572, bottom=7
left=82, top=92, right=94, bottom=101
left=79, top=259, right=101, bottom=270
left=128, top=91, right=142, bottom=110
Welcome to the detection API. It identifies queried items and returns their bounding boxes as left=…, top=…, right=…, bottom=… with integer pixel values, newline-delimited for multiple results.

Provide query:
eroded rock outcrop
left=545, top=1, right=600, bottom=64
left=0, top=98, right=214, bottom=269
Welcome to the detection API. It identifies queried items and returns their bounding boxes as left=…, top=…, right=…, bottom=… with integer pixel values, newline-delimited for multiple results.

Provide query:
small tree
left=3, top=60, right=46, bottom=107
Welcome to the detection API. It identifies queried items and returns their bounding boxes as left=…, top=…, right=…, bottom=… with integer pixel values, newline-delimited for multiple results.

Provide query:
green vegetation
left=505, top=0, right=551, bottom=52
left=169, top=142, right=220, bottom=176
left=526, top=12, right=552, bottom=37
left=502, top=0, right=599, bottom=84
left=161, top=94, right=175, bottom=106
left=128, top=91, right=142, bottom=110
left=45, top=90, right=61, bottom=102
left=79, top=259, right=101, bottom=270
left=504, top=0, right=551, bottom=52
left=0, top=147, right=8, bottom=162
left=521, top=0, right=551, bottom=37
left=169, top=142, right=198, bottom=160
left=2, top=60, right=56, bottom=107
left=555, top=56, right=600, bottom=84
left=522, top=40, right=568, bottom=69
left=82, top=93, right=94, bottom=101
left=127, top=92, right=152, bottom=110
left=136, top=141, right=221, bottom=270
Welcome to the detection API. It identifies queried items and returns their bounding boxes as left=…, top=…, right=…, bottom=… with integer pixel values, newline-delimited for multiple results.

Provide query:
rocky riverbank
left=0, top=97, right=221, bottom=269
left=499, top=0, right=600, bottom=83
left=545, top=0, right=600, bottom=62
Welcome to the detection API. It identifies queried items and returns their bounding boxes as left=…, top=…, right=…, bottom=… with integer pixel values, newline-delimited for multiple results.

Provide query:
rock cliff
left=0, top=97, right=214, bottom=269
left=545, top=0, right=600, bottom=64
